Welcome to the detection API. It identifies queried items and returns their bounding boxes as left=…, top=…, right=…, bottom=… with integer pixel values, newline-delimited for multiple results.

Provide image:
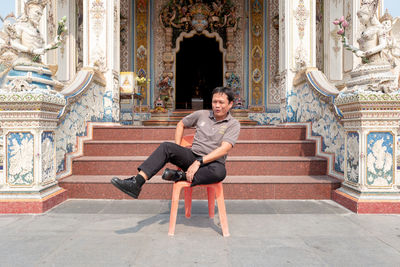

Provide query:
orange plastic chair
left=168, top=134, right=230, bottom=237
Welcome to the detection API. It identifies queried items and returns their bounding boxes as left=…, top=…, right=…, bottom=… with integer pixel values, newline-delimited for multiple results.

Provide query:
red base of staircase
left=332, top=189, right=400, bottom=214
left=0, top=188, right=67, bottom=214
left=59, top=175, right=341, bottom=200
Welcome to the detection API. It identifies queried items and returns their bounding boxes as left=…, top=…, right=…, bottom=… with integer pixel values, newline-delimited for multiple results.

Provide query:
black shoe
left=110, top=176, right=141, bottom=199
left=161, top=168, right=186, bottom=182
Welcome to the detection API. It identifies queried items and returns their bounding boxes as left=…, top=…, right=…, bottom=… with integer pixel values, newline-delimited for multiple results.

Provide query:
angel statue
left=336, top=0, right=399, bottom=93
left=380, top=9, right=400, bottom=88
left=0, top=0, right=67, bottom=91
left=380, top=10, right=400, bottom=64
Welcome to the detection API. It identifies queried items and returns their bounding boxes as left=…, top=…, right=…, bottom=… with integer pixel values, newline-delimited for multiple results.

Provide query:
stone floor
left=1, top=199, right=400, bottom=267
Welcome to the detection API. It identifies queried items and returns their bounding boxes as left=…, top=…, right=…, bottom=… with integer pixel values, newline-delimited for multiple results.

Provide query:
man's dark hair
left=212, top=87, right=235, bottom=103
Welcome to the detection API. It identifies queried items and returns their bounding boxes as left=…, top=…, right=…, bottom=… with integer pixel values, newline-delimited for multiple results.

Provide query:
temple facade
left=0, top=0, right=400, bottom=213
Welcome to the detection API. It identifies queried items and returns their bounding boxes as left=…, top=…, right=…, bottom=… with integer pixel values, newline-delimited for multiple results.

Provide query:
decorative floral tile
left=7, top=132, right=34, bottom=186
left=367, top=132, right=394, bottom=187
left=42, top=132, right=55, bottom=183
left=346, top=132, right=359, bottom=183
left=248, top=113, right=280, bottom=125
left=56, top=83, right=113, bottom=173
left=286, top=83, right=345, bottom=173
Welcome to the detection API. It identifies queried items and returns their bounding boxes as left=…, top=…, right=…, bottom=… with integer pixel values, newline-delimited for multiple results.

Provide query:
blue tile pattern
left=7, top=132, right=34, bottom=185
left=42, top=132, right=55, bottom=183
left=56, top=83, right=114, bottom=173
left=346, top=132, right=359, bottom=183
left=367, top=132, right=394, bottom=187
left=286, top=83, right=345, bottom=173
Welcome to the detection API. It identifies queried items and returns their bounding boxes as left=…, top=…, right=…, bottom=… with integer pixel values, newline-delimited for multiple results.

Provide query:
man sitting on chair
left=111, top=87, right=241, bottom=198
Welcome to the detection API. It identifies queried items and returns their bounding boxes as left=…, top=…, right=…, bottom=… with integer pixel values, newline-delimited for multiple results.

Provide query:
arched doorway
left=176, top=35, right=223, bottom=110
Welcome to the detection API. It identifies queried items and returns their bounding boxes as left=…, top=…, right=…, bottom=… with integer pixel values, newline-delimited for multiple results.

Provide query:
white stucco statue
left=0, top=0, right=66, bottom=92
left=379, top=9, right=400, bottom=89
left=354, top=1, right=386, bottom=64
left=338, top=0, right=398, bottom=93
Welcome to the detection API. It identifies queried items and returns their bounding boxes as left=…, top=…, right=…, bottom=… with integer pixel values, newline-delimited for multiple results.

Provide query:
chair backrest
left=180, top=134, right=194, bottom=148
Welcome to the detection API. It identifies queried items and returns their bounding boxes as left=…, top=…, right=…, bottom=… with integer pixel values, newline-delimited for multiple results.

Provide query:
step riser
left=59, top=183, right=339, bottom=200
left=83, top=142, right=316, bottom=156
left=92, top=127, right=306, bottom=141
left=72, top=161, right=327, bottom=176
left=92, top=128, right=183, bottom=141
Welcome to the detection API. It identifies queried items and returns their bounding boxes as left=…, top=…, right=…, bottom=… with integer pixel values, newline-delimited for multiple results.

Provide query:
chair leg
left=207, top=187, right=215, bottom=218
left=215, top=183, right=230, bottom=237
left=184, top=187, right=193, bottom=218
left=168, top=182, right=183, bottom=236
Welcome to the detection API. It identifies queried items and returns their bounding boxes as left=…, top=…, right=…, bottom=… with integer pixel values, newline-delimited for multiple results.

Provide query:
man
left=111, top=87, right=240, bottom=199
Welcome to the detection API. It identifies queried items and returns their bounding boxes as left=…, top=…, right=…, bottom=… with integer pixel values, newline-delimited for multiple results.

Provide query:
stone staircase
left=59, top=125, right=341, bottom=199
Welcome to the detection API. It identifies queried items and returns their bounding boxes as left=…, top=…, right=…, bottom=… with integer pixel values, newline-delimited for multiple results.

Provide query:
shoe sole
left=162, top=168, right=184, bottom=182
left=110, top=179, right=139, bottom=199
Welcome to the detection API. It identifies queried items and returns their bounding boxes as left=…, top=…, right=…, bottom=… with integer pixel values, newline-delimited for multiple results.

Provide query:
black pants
left=138, top=142, right=226, bottom=186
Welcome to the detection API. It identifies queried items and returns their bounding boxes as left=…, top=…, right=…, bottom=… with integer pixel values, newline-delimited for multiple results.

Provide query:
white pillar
left=55, top=0, right=77, bottom=82
left=279, top=0, right=316, bottom=121
left=83, top=0, right=120, bottom=121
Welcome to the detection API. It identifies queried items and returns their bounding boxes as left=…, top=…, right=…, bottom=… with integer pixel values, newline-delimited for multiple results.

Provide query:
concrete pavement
left=1, top=199, right=400, bottom=267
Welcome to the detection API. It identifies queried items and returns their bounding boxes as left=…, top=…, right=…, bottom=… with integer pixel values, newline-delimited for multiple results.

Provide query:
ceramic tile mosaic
left=0, top=134, right=3, bottom=170
left=286, top=83, right=345, bottom=173
left=366, top=132, right=394, bottom=187
left=41, top=132, right=55, bottom=183
left=346, top=132, right=359, bottom=183
left=7, top=132, right=34, bottom=186
left=56, top=83, right=113, bottom=173
left=248, top=113, right=281, bottom=125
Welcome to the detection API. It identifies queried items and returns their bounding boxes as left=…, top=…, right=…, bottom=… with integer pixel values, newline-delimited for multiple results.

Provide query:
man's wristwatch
left=196, top=157, right=203, bottom=166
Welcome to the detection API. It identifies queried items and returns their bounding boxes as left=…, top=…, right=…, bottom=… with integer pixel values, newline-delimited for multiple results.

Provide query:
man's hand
left=186, top=160, right=201, bottom=182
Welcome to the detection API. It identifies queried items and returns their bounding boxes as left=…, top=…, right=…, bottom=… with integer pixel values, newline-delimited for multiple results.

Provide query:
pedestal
left=334, top=93, right=400, bottom=213
left=0, top=86, right=67, bottom=213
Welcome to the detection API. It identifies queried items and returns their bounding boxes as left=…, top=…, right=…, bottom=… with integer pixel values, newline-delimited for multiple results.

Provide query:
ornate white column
left=83, top=0, right=120, bottom=121
left=334, top=94, right=400, bottom=213
left=55, top=0, right=77, bottom=81
left=323, top=0, right=344, bottom=81
left=279, top=0, right=316, bottom=121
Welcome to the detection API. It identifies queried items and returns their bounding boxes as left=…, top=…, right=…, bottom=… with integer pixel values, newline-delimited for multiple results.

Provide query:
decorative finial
left=380, top=8, right=393, bottom=23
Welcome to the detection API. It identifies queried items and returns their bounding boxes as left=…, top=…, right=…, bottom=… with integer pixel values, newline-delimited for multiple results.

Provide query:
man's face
left=212, top=92, right=233, bottom=120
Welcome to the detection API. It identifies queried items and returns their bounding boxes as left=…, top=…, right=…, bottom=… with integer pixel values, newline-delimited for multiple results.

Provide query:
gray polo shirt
left=182, top=110, right=240, bottom=164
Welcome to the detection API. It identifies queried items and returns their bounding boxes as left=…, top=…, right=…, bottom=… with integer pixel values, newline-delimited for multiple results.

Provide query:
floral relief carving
left=294, top=0, right=309, bottom=40
left=90, top=0, right=106, bottom=39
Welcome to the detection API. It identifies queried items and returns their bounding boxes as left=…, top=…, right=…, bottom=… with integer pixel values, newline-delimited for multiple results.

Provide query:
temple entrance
left=176, top=35, right=223, bottom=110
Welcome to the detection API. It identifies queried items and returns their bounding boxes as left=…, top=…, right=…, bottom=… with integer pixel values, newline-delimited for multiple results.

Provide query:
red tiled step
left=59, top=175, right=340, bottom=200
left=83, top=140, right=316, bottom=157
left=92, top=126, right=192, bottom=141
left=71, top=156, right=327, bottom=176
left=91, top=126, right=307, bottom=141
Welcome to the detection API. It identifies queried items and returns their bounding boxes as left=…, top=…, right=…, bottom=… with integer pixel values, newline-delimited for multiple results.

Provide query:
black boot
left=162, top=168, right=186, bottom=182
left=111, top=176, right=142, bottom=199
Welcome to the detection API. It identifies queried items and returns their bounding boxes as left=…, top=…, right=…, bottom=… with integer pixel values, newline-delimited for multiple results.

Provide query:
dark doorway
left=176, top=35, right=223, bottom=109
